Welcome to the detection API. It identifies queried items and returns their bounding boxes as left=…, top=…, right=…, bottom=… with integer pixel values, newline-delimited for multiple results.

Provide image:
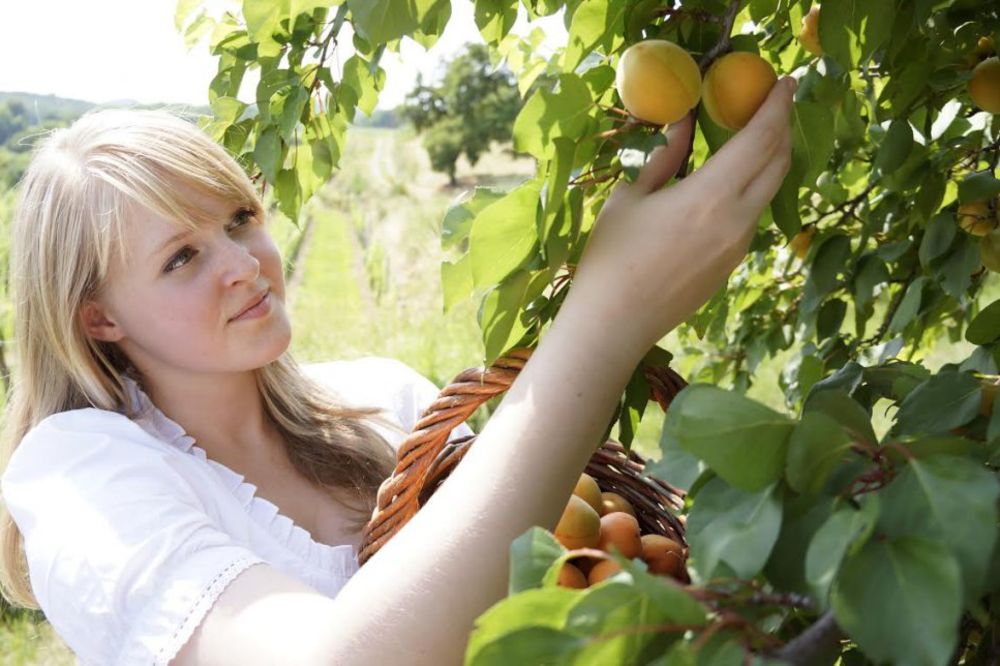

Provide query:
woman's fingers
left=739, top=131, right=793, bottom=211
left=632, top=112, right=696, bottom=195
left=699, top=76, right=797, bottom=195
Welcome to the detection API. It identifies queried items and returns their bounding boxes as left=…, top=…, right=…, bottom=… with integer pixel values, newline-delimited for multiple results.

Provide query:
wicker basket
left=357, top=347, right=690, bottom=573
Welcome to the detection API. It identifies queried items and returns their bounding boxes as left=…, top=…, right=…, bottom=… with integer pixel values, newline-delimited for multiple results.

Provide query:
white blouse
left=0, top=356, right=475, bottom=666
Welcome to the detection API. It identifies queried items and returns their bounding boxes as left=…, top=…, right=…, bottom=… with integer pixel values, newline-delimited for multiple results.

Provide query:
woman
left=0, top=74, right=795, bottom=665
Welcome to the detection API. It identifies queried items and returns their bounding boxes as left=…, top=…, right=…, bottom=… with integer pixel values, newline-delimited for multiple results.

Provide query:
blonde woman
left=0, top=76, right=795, bottom=665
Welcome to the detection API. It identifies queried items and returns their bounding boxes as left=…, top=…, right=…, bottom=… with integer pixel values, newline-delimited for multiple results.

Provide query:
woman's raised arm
left=175, top=76, right=796, bottom=666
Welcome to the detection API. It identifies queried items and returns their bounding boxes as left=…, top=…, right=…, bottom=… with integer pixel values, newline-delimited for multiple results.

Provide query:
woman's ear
left=80, top=300, right=124, bottom=342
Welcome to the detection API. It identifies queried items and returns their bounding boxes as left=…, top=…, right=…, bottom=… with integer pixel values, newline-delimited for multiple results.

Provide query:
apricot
left=798, top=6, right=823, bottom=57
left=600, top=491, right=636, bottom=518
left=969, top=57, right=1000, bottom=114
left=554, top=495, right=602, bottom=550
left=616, top=39, right=701, bottom=125
left=573, top=473, right=603, bottom=515
left=702, top=51, right=779, bottom=131
left=597, top=512, right=642, bottom=558
left=976, top=36, right=996, bottom=59
left=789, top=225, right=816, bottom=259
left=640, top=534, right=685, bottom=577
left=958, top=200, right=997, bottom=236
left=557, top=562, right=588, bottom=589
left=981, top=231, right=1000, bottom=273
left=587, top=558, right=623, bottom=585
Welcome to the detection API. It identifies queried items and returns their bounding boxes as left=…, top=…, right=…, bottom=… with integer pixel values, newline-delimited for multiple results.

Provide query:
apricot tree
left=178, top=0, right=1000, bottom=662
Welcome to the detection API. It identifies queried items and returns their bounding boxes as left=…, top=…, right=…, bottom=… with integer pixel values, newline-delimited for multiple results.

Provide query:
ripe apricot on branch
left=958, top=201, right=998, bottom=236
left=798, top=6, right=823, bottom=57
left=969, top=57, right=1000, bottom=114
left=702, top=52, right=779, bottom=131
left=790, top=225, right=816, bottom=259
left=555, top=495, right=602, bottom=549
left=981, top=231, right=1000, bottom=273
left=573, top=473, right=603, bottom=515
left=616, top=39, right=701, bottom=125
left=976, top=36, right=996, bottom=58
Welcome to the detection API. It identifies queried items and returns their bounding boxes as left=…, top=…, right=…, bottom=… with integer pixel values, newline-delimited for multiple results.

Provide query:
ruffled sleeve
left=301, top=356, right=476, bottom=450
left=0, top=408, right=267, bottom=666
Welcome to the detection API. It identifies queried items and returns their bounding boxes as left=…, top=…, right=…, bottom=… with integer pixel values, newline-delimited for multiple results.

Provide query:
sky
left=0, top=0, right=567, bottom=110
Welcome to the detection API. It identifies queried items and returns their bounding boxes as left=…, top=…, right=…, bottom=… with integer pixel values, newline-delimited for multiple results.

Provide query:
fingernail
left=786, top=77, right=798, bottom=93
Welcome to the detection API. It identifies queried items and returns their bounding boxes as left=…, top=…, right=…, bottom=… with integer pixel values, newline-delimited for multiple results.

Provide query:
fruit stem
left=676, top=0, right=743, bottom=179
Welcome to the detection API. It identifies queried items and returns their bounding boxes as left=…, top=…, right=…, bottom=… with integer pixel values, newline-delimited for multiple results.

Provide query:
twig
left=676, top=0, right=743, bottom=178
left=771, top=612, right=844, bottom=665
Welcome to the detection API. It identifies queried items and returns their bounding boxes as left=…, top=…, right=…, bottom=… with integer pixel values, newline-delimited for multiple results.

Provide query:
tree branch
left=772, top=612, right=844, bottom=665
left=676, top=0, right=743, bottom=178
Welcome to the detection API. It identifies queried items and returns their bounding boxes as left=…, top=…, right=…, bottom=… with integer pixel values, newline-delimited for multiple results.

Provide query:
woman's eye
left=228, top=209, right=255, bottom=230
left=164, top=247, right=195, bottom=273
left=162, top=210, right=257, bottom=274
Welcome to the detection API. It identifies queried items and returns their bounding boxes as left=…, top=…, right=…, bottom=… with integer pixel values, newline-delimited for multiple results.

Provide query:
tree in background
left=401, top=43, right=522, bottom=185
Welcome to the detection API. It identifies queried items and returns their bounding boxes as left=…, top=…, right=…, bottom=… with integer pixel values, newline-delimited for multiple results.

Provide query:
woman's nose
left=219, top=236, right=260, bottom=285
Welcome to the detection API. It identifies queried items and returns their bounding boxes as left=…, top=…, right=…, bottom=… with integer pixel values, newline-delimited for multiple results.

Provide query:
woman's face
left=83, top=181, right=292, bottom=379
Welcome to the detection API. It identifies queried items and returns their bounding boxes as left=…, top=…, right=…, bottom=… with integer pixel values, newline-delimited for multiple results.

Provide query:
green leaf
left=887, top=276, right=928, bottom=335
left=895, top=371, right=981, bottom=436
left=831, top=537, right=962, bottom=666
left=339, top=55, right=385, bottom=118
left=878, top=455, right=1000, bottom=603
left=617, top=363, right=650, bottom=452
left=646, top=428, right=705, bottom=492
left=764, top=496, right=835, bottom=598
left=347, top=0, right=428, bottom=44
left=508, top=527, right=566, bottom=594
left=818, top=0, right=863, bottom=70
left=464, top=588, right=580, bottom=665
left=874, top=119, right=913, bottom=174
left=937, top=234, right=981, bottom=300
left=803, top=235, right=851, bottom=313
left=442, top=254, right=473, bottom=312
left=805, top=497, right=880, bottom=607
left=441, top=187, right=505, bottom=249
left=665, top=385, right=795, bottom=491
left=469, top=180, right=542, bottom=288
left=562, top=0, right=625, bottom=73
left=686, top=479, right=783, bottom=580
left=792, top=102, right=836, bottom=186
left=803, top=389, right=878, bottom=444
left=474, top=0, right=518, bottom=45
left=513, top=74, right=593, bottom=160
left=253, top=125, right=283, bottom=183
left=967, top=299, right=1000, bottom=346
left=918, top=212, right=957, bottom=269
left=479, top=270, right=532, bottom=365
left=959, top=171, right=1000, bottom=204
left=786, top=411, right=854, bottom=495
left=271, top=83, right=309, bottom=142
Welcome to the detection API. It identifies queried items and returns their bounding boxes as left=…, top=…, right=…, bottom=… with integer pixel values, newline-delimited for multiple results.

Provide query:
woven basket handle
left=357, top=347, right=686, bottom=565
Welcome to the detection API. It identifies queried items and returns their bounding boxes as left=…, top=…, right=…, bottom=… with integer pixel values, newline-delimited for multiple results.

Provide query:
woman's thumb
left=632, top=112, right=695, bottom=194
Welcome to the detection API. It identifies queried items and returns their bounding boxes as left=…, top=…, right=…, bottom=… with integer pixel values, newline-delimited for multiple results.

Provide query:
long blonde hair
left=0, top=108, right=399, bottom=609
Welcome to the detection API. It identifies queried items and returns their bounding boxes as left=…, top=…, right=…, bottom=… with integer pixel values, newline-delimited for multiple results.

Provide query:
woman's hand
left=563, top=75, right=797, bottom=358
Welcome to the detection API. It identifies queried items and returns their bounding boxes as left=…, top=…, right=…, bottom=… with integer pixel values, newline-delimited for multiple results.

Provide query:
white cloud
left=0, top=0, right=567, bottom=110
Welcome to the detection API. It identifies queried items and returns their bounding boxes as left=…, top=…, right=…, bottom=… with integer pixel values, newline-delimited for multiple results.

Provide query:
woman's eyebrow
left=148, top=207, right=250, bottom=259
left=150, top=229, right=193, bottom=259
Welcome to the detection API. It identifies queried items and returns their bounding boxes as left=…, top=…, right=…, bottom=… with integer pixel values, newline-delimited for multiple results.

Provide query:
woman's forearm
left=323, top=294, right=653, bottom=664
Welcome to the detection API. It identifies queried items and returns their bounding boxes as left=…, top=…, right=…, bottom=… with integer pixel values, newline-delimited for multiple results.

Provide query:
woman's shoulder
left=4, top=406, right=173, bottom=487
